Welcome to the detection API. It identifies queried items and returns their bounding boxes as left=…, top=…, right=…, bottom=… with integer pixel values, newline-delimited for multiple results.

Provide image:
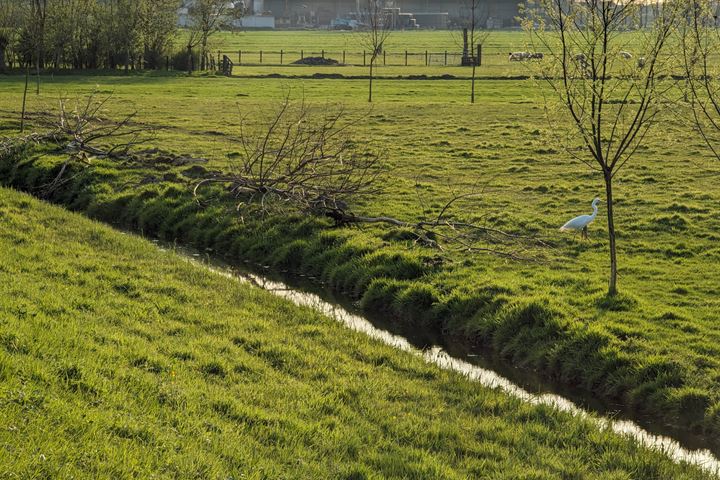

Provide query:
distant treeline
left=0, top=0, right=240, bottom=73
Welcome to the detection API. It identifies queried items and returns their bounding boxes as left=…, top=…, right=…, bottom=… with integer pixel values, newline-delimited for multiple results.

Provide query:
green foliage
left=7, top=0, right=179, bottom=70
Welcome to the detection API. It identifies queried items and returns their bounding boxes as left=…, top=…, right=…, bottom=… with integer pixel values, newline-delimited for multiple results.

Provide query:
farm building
left=265, top=0, right=521, bottom=28
left=179, top=0, right=521, bottom=29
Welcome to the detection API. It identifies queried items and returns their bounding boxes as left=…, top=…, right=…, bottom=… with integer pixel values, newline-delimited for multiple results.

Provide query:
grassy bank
left=1, top=71, right=719, bottom=438
left=2, top=186, right=715, bottom=478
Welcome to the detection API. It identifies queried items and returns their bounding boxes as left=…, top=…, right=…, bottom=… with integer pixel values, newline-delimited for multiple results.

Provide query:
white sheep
left=509, top=51, right=532, bottom=62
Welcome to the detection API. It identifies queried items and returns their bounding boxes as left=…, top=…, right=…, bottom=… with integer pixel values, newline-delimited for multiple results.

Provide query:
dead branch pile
left=193, top=97, right=381, bottom=219
left=55, top=94, right=154, bottom=159
left=193, top=97, right=547, bottom=260
left=1, top=92, right=154, bottom=197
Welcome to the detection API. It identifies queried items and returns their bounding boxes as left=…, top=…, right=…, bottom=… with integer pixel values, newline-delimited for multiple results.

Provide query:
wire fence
left=217, top=46, right=504, bottom=67
left=213, top=46, right=696, bottom=73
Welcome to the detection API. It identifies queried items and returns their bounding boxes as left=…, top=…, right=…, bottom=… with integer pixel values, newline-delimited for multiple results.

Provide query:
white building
left=178, top=0, right=276, bottom=29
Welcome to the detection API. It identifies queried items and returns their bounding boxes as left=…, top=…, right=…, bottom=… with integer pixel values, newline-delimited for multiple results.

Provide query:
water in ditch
left=155, top=242, right=720, bottom=476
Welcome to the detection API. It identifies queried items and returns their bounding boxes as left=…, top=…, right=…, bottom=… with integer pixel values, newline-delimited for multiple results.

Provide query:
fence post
left=444, top=50, right=447, bottom=66
left=217, top=50, right=221, bottom=67
left=280, top=49, right=283, bottom=64
left=260, top=50, right=263, bottom=63
left=363, top=50, right=366, bottom=66
left=301, top=49, right=304, bottom=60
left=425, top=50, right=428, bottom=66
left=383, top=50, right=386, bottom=65
left=477, top=44, right=482, bottom=66
left=239, top=50, right=242, bottom=65
left=343, top=50, right=346, bottom=63
left=405, top=50, right=407, bottom=66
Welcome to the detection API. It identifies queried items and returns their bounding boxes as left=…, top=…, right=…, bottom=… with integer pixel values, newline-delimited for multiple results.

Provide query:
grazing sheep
left=509, top=52, right=531, bottom=62
left=637, top=56, right=646, bottom=69
left=509, top=52, right=543, bottom=62
left=619, top=51, right=633, bottom=60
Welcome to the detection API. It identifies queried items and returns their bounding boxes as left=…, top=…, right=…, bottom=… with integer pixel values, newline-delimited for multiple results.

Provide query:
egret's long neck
left=591, top=204, right=598, bottom=219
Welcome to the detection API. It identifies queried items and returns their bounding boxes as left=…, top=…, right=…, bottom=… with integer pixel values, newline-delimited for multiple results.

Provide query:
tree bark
left=604, top=170, right=618, bottom=296
left=20, top=65, right=29, bottom=132
left=471, top=64, right=476, bottom=104
left=368, top=60, right=373, bottom=103
left=0, top=45, right=6, bottom=74
left=187, top=45, right=193, bottom=74
left=201, top=37, right=208, bottom=71
left=35, top=51, right=40, bottom=95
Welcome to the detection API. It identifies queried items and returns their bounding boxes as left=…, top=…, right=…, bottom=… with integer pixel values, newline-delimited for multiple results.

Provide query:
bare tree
left=358, top=0, right=391, bottom=103
left=679, top=0, right=720, bottom=162
left=28, top=0, right=48, bottom=93
left=188, top=0, right=230, bottom=72
left=523, top=0, right=681, bottom=296
left=20, top=64, right=29, bottom=132
left=453, top=0, right=490, bottom=103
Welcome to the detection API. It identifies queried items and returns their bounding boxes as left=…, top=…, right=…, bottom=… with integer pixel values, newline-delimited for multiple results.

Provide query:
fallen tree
left=193, top=96, right=547, bottom=259
left=1, top=92, right=154, bottom=197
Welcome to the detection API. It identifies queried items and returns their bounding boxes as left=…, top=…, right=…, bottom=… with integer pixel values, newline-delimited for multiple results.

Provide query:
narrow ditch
left=151, top=240, right=720, bottom=477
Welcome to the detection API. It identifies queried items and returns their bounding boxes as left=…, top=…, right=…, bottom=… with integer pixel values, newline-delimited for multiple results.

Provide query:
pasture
left=191, top=29, right=531, bottom=69
left=182, top=30, right=686, bottom=77
left=1, top=29, right=720, bottom=469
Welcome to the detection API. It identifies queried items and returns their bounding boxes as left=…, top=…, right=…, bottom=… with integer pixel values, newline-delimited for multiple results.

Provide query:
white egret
left=560, top=198, right=602, bottom=240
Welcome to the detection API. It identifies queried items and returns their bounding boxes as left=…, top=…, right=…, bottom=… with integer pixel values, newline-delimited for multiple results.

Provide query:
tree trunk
left=21, top=65, right=30, bottom=132
left=187, top=45, right=193, bottom=74
left=201, top=37, right=208, bottom=71
left=0, top=45, right=6, bottom=74
left=368, top=60, right=373, bottom=103
left=471, top=64, right=476, bottom=104
left=35, top=51, right=40, bottom=95
left=604, top=171, right=618, bottom=296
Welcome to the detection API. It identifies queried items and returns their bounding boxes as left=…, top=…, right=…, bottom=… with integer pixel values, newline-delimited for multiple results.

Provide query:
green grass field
left=176, top=30, right=542, bottom=76
left=182, top=30, right=686, bottom=77
left=1, top=30, right=720, bottom=449
left=2, top=186, right=715, bottom=479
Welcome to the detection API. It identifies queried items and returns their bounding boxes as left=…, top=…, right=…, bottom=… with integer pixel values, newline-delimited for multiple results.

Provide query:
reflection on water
left=166, top=246, right=720, bottom=477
